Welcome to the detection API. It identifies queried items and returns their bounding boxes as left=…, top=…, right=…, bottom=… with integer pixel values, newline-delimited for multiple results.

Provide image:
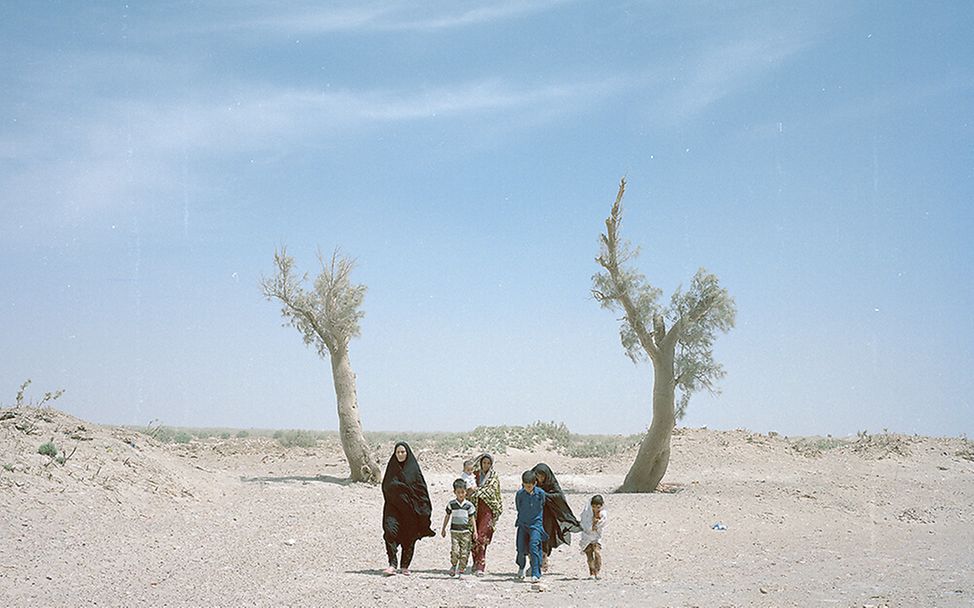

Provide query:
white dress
left=578, top=505, right=607, bottom=551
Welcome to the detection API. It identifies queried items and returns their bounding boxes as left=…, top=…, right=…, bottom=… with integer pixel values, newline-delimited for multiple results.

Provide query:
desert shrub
left=275, top=430, right=318, bottom=449
left=3, top=463, right=14, bottom=472
left=236, top=430, right=250, bottom=438
left=790, top=436, right=848, bottom=458
left=367, top=422, right=644, bottom=458
left=38, top=441, right=58, bottom=457
left=852, top=429, right=912, bottom=458
left=9, top=379, right=65, bottom=408
left=220, top=432, right=231, bottom=440
left=145, top=420, right=176, bottom=443
left=564, top=434, right=642, bottom=458
left=172, top=431, right=193, bottom=444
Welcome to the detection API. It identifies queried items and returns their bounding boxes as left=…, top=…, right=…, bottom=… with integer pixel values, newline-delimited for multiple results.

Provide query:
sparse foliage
left=593, top=178, right=736, bottom=492
left=37, top=441, right=58, bottom=458
left=261, top=247, right=366, bottom=358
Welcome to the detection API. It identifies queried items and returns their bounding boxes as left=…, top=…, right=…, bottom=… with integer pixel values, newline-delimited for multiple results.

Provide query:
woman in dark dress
left=381, top=442, right=435, bottom=575
left=531, top=463, right=582, bottom=572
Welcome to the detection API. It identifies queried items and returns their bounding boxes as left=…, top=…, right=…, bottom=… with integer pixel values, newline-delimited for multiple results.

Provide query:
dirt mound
left=0, top=406, right=200, bottom=508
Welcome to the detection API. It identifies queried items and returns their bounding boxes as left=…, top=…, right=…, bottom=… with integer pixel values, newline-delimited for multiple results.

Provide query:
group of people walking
left=380, top=442, right=607, bottom=585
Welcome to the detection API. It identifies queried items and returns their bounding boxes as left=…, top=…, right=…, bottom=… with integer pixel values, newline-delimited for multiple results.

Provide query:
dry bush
left=790, top=436, right=848, bottom=458
left=851, top=430, right=914, bottom=458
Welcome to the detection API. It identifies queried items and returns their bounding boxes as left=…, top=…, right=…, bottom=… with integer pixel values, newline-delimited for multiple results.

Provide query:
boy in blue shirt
left=514, top=469, right=549, bottom=584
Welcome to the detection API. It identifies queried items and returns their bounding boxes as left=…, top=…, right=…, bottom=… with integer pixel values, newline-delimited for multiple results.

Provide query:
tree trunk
left=330, top=347, right=380, bottom=483
left=619, top=349, right=677, bottom=493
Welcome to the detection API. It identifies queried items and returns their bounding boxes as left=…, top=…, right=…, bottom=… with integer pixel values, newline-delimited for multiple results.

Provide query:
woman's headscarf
left=531, top=463, right=582, bottom=549
left=382, top=442, right=435, bottom=542
left=474, top=452, right=495, bottom=486
left=470, top=452, right=503, bottom=519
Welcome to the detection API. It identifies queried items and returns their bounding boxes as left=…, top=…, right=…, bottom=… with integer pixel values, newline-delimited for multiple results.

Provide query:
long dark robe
left=382, top=442, right=435, bottom=546
left=531, top=463, right=582, bottom=554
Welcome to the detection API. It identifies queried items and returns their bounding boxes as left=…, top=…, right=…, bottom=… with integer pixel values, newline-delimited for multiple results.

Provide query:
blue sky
left=1, top=1, right=972, bottom=438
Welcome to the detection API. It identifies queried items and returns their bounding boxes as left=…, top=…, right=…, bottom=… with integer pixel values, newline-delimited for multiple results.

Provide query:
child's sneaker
left=449, top=566, right=457, bottom=577
left=530, top=575, right=540, bottom=583
left=515, top=566, right=526, bottom=581
left=475, top=570, right=484, bottom=577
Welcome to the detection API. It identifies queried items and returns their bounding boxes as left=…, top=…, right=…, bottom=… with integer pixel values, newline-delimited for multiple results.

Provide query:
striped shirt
left=446, top=498, right=476, bottom=532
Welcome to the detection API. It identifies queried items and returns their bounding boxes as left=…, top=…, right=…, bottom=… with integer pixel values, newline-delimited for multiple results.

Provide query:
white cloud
left=222, top=0, right=573, bottom=34
left=0, top=74, right=622, bottom=220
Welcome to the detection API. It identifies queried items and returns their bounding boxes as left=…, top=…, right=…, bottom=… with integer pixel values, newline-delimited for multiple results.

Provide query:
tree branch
left=596, top=178, right=661, bottom=361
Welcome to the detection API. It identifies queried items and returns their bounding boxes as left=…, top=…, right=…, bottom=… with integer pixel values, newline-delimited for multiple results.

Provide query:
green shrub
left=236, top=430, right=250, bottom=438
left=173, top=431, right=193, bottom=444
left=38, top=441, right=58, bottom=457
left=367, top=421, right=643, bottom=458
left=275, top=430, right=318, bottom=449
left=790, top=436, right=848, bottom=457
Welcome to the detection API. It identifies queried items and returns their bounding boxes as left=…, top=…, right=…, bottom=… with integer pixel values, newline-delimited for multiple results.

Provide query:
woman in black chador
left=381, top=442, right=435, bottom=575
left=531, top=463, right=582, bottom=572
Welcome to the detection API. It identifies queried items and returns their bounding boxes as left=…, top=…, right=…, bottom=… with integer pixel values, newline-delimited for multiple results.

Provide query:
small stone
left=284, top=538, right=296, bottom=546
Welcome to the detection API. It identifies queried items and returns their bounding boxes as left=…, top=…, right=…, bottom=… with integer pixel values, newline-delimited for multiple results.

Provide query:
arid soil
left=1, top=407, right=972, bottom=607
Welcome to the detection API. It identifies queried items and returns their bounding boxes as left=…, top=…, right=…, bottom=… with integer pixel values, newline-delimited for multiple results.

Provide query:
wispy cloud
left=219, top=0, right=572, bottom=34
left=632, top=3, right=844, bottom=125
left=0, top=73, right=622, bottom=221
left=667, top=35, right=811, bottom=122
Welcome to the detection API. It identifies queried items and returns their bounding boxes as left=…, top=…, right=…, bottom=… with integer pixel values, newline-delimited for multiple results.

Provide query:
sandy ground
left=1, top=407, right=972, bottom=608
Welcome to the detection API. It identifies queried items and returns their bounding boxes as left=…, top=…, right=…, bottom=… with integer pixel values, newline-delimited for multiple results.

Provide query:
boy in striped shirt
left=441, top=478, right=477, bottom=577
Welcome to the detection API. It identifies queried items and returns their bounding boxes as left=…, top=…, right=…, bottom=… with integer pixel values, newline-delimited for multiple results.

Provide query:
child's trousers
left=515, top=526, right=544, bottom=579
left=584, top=542, right=602, bottom=575
left=450, top=530, right=472, bottom=571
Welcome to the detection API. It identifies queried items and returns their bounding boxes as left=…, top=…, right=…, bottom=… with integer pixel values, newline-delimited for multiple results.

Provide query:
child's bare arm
left=441, top=512, right=450, bottom=537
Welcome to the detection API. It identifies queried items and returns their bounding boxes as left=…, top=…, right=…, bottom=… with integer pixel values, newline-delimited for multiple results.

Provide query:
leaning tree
left=593, top=179, right=736, bottom=493
left=261, top=247, right=380, bottom=483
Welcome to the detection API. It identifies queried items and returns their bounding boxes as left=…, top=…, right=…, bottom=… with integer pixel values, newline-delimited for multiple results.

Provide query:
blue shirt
left=515, top=487, right=547, bottom=529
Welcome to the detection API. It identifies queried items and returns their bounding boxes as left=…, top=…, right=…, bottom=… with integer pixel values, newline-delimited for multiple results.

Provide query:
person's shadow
left=239, top=474, right=353, bottom=486
left=344, top=568, right=451, bottom=578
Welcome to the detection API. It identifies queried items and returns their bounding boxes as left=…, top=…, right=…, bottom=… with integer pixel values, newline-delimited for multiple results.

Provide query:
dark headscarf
left=382, top=442, right=435, bottom=543
left=531, top=463, right=582, bottom=551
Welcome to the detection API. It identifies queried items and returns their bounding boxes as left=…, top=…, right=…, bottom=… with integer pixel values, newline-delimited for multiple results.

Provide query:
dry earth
left=1, top=407, right=972, bottom=607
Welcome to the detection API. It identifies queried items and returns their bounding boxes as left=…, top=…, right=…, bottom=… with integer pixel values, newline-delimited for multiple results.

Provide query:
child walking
left=441, top=478, right=477, bottom=578
left=514, top=469, right=548, bottom=586
left=579, top=495, right=607, bottom=579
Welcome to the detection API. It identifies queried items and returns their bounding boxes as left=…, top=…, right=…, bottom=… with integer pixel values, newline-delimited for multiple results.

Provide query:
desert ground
left=1, top=407, right=972, bottom=608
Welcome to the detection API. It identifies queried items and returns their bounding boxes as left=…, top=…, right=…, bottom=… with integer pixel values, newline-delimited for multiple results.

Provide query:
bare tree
left=593, top=179, right=736, bottom=493
left=261, top=246, right=380, bottom=483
